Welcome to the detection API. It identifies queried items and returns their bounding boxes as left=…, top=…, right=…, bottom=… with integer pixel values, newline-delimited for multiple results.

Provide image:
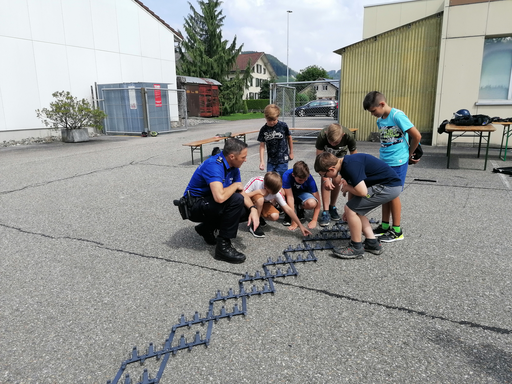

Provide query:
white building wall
left=0, top=0, right=179, bottom=141
left=363, top=0, right=444, bottom=39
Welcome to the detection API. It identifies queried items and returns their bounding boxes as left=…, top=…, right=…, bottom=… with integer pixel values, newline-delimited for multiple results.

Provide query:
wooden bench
left=183, top=128, right=359, bottom=164
left=183, top=130, right=259, bottom=164
left=289, top=127, right=358, bottom=140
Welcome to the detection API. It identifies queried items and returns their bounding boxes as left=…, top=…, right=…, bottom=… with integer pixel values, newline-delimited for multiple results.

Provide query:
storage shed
left=177, top=76, right=222, bottom=117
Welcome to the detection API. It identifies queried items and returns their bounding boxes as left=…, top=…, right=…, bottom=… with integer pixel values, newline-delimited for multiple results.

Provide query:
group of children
left=241, top=92, right=421, bottom=258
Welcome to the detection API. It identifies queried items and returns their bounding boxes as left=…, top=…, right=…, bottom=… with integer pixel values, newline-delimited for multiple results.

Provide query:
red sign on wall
left=154, top=84, right=162, bottom=107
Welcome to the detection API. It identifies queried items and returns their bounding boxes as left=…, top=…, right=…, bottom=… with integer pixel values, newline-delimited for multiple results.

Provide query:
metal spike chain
left=106, top=220, right=377, bottom=384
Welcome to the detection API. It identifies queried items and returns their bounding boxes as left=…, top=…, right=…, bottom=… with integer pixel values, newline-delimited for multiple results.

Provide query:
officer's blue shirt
left=282, top=169, right=318, bottom=195
left=184, top=152, right=241, bottom=197
left=340, top=153, right=402, bottom=189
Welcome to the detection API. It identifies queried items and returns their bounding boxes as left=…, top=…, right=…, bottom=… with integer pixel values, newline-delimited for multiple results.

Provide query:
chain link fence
left=271, top=80, right=339, bottom=131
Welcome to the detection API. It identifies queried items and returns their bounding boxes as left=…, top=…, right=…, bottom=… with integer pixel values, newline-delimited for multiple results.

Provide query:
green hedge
left=246, top=99, right=270, bottom=111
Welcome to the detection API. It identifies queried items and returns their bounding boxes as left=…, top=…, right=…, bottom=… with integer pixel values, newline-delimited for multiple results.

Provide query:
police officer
left=183, top=138, right=259, bottom=263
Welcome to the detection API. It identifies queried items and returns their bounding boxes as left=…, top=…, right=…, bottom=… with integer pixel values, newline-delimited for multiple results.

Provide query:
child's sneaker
left=332, top=241, right=364, bottom=259
left=249, top=225, right=265, bottom=238
left=363, top=239, right=383, bottom=255
left=319, top=211, right=331, bottom=227
left=373, top=224, right=388, bottom=237
left=282, top=214, right=291, bottom=226
left=329, top=206, right=341, bottom=221
left=380, top=229, right=404, bottom=243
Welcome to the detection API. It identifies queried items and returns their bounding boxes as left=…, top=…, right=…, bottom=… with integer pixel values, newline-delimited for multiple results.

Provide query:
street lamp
left=286, top=10, right=292, bottom=84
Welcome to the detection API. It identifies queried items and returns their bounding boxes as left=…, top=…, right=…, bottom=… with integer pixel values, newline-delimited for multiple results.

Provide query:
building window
left=322, top=85, right=328, bottom=90
left=479, top=36, right=512, bottom=100
left=256, top=64, right=262, bottom=74
left=255, top=93, right=259, bottom=99
left=315, top=85, right=319, bottom=90
left=249, top=92, right=255, bottom=99
left=263, top=68, right=266, bottom=74
left=249, top=78, right=253, bottom=87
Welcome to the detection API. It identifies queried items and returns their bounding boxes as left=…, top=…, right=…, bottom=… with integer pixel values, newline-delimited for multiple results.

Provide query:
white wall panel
left=446, top=3, right=488, bottom=38
left=33, top=42, right=71, bottom=102
left=67, top=46, right=98, bottom=93
left=141, top=57, right=164, bottom=82
left=91, top=0, right=119, bottom=52
left=27, top=0, right=65, bottom=44
left=62, top=0, right=94, bottom=49
left=139, top=12, right=161, bottom=59
left=116, top=0, right=141, bottom=56
left=0, top=0, right=31, bottom=39
left=161, top=61, right=177, bottom=87
left=159, top=27, right=176, bottom=62
left=95, top=50, right=123, bottom=83
left=0, top=37, right=40, bottom=130
left=120, top=54, right=144, bottom=82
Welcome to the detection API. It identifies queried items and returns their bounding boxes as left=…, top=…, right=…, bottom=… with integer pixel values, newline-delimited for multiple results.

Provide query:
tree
left=259, top=79, right=275, bottom=99
left=177, top=0, right=251, bottom=114
left=295, top=65, right=330, bottom=82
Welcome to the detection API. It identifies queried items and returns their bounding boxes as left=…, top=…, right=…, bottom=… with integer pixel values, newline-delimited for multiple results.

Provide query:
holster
left=173, top=191, right=195, bottom=220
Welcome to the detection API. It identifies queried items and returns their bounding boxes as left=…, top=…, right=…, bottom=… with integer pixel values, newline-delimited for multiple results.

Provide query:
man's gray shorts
left=346, top=184, right=402, bottom=216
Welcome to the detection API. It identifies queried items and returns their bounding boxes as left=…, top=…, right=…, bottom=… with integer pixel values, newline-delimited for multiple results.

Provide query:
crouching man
left=182, top=138, right=259, bottom=263
left=314, top=152, right=402, bottom=259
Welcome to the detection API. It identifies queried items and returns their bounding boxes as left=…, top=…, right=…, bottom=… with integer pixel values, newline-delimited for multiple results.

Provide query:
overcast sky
left=139, top=0, right=401, bottom=73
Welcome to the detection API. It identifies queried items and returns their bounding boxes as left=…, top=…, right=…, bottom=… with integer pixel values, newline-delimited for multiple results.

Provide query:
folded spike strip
left=106, top=219, right=378, bottom=384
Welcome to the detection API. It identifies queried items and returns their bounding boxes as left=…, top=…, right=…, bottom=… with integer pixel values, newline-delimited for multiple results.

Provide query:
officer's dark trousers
left=189, top=192, right=246, bottom=239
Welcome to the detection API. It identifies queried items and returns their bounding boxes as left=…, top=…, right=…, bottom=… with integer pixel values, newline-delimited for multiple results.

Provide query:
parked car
left=294, top=100, right=338, bottom=117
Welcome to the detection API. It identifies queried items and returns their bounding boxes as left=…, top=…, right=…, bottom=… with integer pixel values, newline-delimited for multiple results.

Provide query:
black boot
left=195, top=223, right=216, bottom=245
left=215, top=237, right=246, bottom=263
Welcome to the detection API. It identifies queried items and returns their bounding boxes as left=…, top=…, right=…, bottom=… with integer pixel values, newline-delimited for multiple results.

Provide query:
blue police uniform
left=184, top=152, right=245, bottom=239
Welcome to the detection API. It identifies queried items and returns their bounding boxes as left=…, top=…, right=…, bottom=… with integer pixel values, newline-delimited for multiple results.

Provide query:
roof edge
left=134, top=0, right=184, bottom=41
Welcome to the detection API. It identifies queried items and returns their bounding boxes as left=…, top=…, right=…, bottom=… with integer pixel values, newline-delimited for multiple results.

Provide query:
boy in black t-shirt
left=314, top=152, right=402, bottom=259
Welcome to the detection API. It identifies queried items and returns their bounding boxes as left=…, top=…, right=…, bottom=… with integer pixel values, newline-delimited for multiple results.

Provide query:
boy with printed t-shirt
left=363, top=91, right=421, bottom=242
left=315, top=123, right=357, bottom=227
left=258, top=104, right=294, bottom=177
left=242, top=172, right=311, bottom=238
left=281, top=161, right=321, bottom=230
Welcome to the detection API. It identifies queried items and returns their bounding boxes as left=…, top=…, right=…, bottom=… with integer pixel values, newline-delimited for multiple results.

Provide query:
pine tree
left=177, top=0, right=251, bottom=114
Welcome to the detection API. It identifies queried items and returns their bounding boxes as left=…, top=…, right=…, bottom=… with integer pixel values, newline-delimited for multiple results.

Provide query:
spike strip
left=107, top=224, right=351, bottom=383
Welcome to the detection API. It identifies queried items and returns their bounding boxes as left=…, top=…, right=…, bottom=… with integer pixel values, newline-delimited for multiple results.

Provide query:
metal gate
left=271, top=80, right=339, bottom=134
left=97, top=85, right=188, bottom=135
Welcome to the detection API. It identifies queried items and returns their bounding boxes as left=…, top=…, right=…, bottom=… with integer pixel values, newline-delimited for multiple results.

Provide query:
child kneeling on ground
left=314, top=152, right=403, bottom=258
left=242, top=171, right=311, bottom=238
left=282, top=161, right=321, bottom=229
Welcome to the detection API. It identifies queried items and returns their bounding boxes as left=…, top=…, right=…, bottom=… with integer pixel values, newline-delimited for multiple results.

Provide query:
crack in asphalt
left=1, top=222, right=510, bottom=336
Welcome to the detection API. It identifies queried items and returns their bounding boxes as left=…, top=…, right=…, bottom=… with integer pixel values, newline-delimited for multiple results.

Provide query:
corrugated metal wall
left=339, top=13, right=443, bottom=143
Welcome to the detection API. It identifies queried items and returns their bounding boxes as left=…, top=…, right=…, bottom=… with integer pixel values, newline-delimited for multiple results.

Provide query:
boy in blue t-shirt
left=257, top=104, right=294, bottom=177
left=282, top=161, right=321, bottom=229
left=363, top=91, right=421, bottom=243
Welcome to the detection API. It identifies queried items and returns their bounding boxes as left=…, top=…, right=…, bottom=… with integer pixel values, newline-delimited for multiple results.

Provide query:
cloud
left=142, top=0, right=400, bottom=72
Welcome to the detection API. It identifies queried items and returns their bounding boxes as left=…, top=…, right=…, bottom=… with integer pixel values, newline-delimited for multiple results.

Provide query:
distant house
left=299, top=78, right=339, bottom=100
left=229, top=52, right=277, bottom=99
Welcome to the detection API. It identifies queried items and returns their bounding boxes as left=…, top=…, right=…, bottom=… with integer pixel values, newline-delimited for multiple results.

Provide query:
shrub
left=36, top=91, right=107, bottom=131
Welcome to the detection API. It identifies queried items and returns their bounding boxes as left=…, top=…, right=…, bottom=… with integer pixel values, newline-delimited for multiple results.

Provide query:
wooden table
left=496, top=121, right=512, bottom=161
left=445, top=124, right=496, bottom=170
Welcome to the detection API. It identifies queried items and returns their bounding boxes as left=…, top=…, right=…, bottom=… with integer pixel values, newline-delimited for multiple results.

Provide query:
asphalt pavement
left=1, top=118, right=511, bottom=384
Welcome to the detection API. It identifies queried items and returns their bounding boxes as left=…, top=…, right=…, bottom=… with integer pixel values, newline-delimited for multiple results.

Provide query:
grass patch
left=216, top=113, right=264, bottom=121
